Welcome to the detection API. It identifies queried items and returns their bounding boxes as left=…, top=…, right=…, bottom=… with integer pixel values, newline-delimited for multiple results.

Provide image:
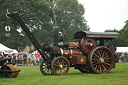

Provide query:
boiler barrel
left=61, top=49, right=82, bottom=58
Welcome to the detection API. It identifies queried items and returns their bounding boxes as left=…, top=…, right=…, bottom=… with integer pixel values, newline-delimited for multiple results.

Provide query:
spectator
left=12, top=54, right=17, bottom=64
left=118, top=53, right=122, bottom=62
left=23, top=53, right=28, bottom=66
left=125, top=53, right=128, bottom=62
left=17, top=54, right=22, bottom=65
left=31, top=54, right=37, bottom=66
left=122, top=53, right=126, bottom=63
left=28, top=53, right=32, bottom=64
left=126, top=53, right=128, bottom=62
left=19, top=54, right=23, bottom=60
left=35, top=52, right=40, bottom=64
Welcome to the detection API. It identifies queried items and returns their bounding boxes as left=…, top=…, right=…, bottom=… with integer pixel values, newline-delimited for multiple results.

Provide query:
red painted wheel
left=51, top=57, right=70, bottom=76
left=88, top=46, right=114, bottom=74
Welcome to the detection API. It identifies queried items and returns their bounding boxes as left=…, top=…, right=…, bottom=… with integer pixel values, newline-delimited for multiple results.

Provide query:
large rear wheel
left=88, top=46, right=114, bottom=74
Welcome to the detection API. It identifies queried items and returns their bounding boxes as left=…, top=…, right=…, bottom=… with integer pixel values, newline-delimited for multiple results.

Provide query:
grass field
left=0, top=63, right=128, bottom=85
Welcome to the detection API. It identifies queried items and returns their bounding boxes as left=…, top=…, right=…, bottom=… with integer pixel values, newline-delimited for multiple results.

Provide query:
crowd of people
left=1, top=51, right=128, bottom=66
left=117, top=52, right=128, bottom=63
left=1, top=52, right=43, bottom=66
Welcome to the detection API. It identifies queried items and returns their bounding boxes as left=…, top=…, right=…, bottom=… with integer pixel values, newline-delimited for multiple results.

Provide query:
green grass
left=0, top=63, right=128, bottom=85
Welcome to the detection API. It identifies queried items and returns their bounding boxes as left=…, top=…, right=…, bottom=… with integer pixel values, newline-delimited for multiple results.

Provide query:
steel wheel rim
left=40, top=61, right=53, bottom=75
left=51, top=57, right=70, bottom=76
left=89, top=46, right=114, bottom=74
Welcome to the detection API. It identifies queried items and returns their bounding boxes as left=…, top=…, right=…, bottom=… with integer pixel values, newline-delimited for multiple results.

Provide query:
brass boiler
left=60, top=42, right=86, bottom=64
left=61, top=49, right=82, bottom=58
left=60, top=42, right=82, bottom=57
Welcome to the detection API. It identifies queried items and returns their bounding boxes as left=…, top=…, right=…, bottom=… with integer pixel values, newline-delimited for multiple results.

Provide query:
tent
left=32, top=50, right=38, bottom=54
left=0, top=43, right=18, bottom=54
left=0, top=43, right=12, bottom=51
left=12, top=49, right=18, bottom=54
left=116, top=47, right=128, bottom=53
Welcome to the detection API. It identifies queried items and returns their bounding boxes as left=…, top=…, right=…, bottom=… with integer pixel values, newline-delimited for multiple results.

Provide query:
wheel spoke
left=94, top=53, right=100, bottom=58
left=93, top=61, right=99, bottom=66
left=46, top=69, right=49, bottom=73
left=62, top=68, right=66, bottom=72
left=101, top=51, right=105, bottom=58
left=92, top=58, right=99, bottom=61
left=101, top=64, right=107, bottom=71
left=97, top=64, right=100, bottom=72
left=98, top=50, right=101, bottom=58
left=94, top=65, right=98, bottom=70
left=100, top=64, right=105, bottom=72
left=104, top=52, right=109, bottom=58
left=60, top=69, right=62, bottom=74
left=53, top=64, right=59, bottom=67
left=104, top=62, right=111, bottom=66
left=61, top=60, right=64, bottom=65
left=57, top=59, right=60, bottom=65
left=99, top=64, right=102, bottom=72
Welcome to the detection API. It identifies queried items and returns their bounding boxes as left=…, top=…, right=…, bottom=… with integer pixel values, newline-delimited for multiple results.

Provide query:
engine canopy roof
left=73, top=31, right=120, bottom=39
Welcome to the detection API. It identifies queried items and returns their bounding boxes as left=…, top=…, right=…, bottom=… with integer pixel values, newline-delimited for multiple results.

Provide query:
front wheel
left=51, top=57, right=70, bottom=76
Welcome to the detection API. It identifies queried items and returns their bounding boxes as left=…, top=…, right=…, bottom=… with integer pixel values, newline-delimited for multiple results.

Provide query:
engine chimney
left=53, top=26, right=59, bottom=46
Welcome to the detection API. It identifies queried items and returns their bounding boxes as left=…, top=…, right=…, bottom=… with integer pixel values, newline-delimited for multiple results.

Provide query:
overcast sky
left=78, top=0, right=128, bottom=32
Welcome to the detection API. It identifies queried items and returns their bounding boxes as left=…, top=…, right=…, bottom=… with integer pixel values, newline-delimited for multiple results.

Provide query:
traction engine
left=6, top=12, right=120, bottom=76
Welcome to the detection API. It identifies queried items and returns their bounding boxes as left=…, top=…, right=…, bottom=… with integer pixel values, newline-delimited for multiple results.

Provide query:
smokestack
left=53, top=26, right=59, bottom=46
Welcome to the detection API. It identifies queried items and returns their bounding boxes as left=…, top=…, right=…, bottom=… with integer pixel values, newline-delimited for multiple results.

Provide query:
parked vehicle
left=0, top=56, right=20, bottom=78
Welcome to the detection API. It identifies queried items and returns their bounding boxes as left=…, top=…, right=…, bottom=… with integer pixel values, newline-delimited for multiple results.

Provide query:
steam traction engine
left=6, top=12, right=120, bottom=76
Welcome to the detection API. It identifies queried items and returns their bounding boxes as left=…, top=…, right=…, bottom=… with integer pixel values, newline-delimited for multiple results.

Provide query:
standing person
left=18, top=54, right=23, bottom=65
left=27, top=53, right=32, bottom=64
left=126, top=53, right=128, bottom=62
left=35, top=52, right=40, bottom=64
left=12, top=54, right=17, bottom=64
left=125, top=53, right=128, bottom=62
left=122, top=53, right=126, bottom=63
left=118, top=53, right=122, bottom=62
left=32, top=54, right=36, bottom=66
left=23, top=53, right=28, bottom=66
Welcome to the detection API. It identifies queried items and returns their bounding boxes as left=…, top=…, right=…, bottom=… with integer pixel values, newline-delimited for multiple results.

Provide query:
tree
left=0, top=0, right=53, bottom=51
left=119, top=20, right=128, bottom=46
left=105, top=29, right=123, bottom=46
left=46, top=0, right=90, bottom=39
left=105, top=20, right=128, bottom=47
left=0, top=1, right=23, bottom=50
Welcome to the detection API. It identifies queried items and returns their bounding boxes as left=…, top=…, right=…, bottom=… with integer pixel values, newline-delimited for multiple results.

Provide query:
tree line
left=105, top=20, right=128, bottom=47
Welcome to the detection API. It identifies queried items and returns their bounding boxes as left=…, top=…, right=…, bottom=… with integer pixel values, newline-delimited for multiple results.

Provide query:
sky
left=78, top=0, right=128, bottom=32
